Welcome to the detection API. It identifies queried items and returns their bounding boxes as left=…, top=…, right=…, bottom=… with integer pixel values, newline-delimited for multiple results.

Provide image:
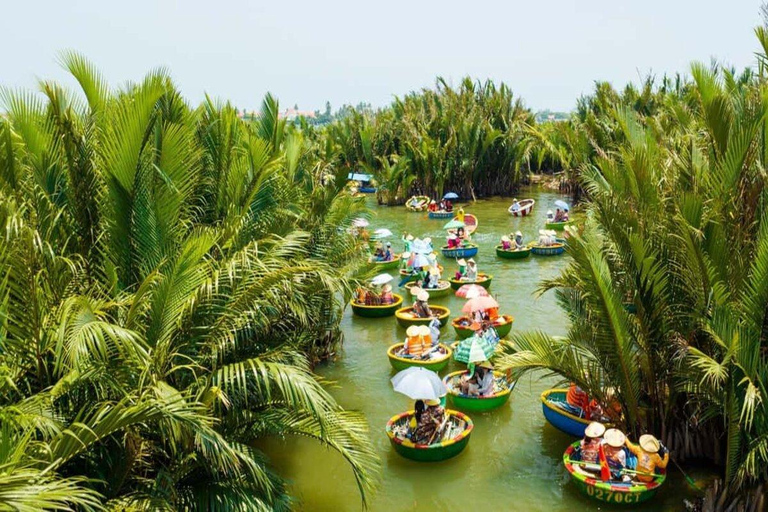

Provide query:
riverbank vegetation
left=0, top=55, right=377, bottom=510
left=499, top=29, right=768, bottom=510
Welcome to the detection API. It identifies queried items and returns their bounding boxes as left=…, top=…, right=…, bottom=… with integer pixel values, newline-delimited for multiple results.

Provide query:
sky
left=0, top=0, right=762, bottom=113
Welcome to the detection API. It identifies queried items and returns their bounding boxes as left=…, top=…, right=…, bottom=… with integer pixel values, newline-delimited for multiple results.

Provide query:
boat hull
left=540, top=389, right=590, bottom=437
left=387, top=343, right=452, bottom=372
left=564, top=443, right=665, bottom=505
left=444, top=371, right=514, bottom=411
left=452, top=315, right=513, bottom=339
left=386, top=410, right=473, bottom=462
left=350, top=294, right=404, bottom=318
left=508, top=199, right=535, bottom=217
left=448, top=274, right=492, bottom=290
left=545, top=220, right=576, bottom=230
left=496, top=246, right=531, bottom=259
left=530, top=244, right=565, bottom=256
left=395, top=306, right=451, bottom=327
left=441, top=245, right=478, bottom=258
left=428, top=210, right=453, bottom=219
left=370, top=255, right=401, bottom=270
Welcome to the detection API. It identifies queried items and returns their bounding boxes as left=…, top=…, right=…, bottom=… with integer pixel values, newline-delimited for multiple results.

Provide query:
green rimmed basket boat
left=452, top=314, right=514, bottom=339
left=350, top=294, right=403, bottom=318
left=395, top=305, right=451, bottom=327
left=387, top=343, right=452, bottom=372
left=443, top=370, right=515, bottom=411
left=495, top=245, right=531, bottom=259
left=403, top=281, right=452, bottom=298
left=563, top=442, right=666, bottom=505
left=399, top=264, right=444, bottom=284
left=530, top=243, right=565, bottom=256
left=545, top=220, right=577, bottom=231
left=369, top=254, right=401, bottom=270
left=385, top=410, right=474, bottom=461
left=448, top=273, right=492, bottom=290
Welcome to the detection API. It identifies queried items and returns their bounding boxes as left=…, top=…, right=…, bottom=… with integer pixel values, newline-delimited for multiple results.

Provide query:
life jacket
left=407, top=335, right=427, bottom=356
left=567, top=384, right=590, bottom=416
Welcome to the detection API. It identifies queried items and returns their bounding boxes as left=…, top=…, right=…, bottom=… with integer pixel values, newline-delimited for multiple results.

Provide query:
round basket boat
left=403, top=281, right=452, bottom=298
left=448, top=273, right=493, bottom=290
left=453, top=213, right=478, bottom=234
left=545, top=220, right=576, bottom=231
left=350, top=294, right=403, bottom=318
left=530, top=243, right=565, bottom=256
left=540, top=388, right=590, bottom=437
left=443, top=370, right=515, bottom=411
left=441, top=244, right=478, bottom=259
left=495, top=245, right=531, bottom=259
left=428, top=210, right=454, bottom=219
left=406, top=195, right=430, bottom=212
left=387, top=343, right=452, bottom=372
left=563, top=442, right=666, bottom=505
left=395, top=305, right=451, bottom=327
left=385, top=410, right=473, bottom=462
left=508, top=198, right=535, bottom=217
left=369, top=254, right=401, bottom=270
left=452, top=314, right=514, bottom=339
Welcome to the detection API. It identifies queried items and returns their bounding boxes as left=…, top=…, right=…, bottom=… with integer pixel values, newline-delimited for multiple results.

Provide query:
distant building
left=280, top=108, right=317, bottom=121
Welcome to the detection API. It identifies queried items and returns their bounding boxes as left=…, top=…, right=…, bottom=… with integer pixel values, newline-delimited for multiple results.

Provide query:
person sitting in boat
left=413, top=398, right=445, bottom=445
left=409, top=399, right=426, bottom=438
left=466, top=259, right=478, bottom=280
left=404, top=325, right=428, bottom=357
left=460, top=360, right=495, bottom=397
left=514, top=231, right=524, bottom=249
left=456, top=207, right=465, bottom=223
left=412, top=290, right=431, bottom=318
left=481, top=320, right=500, bottom=347
left=439, top=199, right=446, bottom=211
left=426, top=268, right=440, bottom=289
left=400, top=252, right=412, bottom=271
left=566, top=383, right=593, bottom=418
left=380, top=284, right=395, bottom=305
left=455, top=259, right=467, bottom=280
left=447, top=233, right=460, bottom=249
left=580, top=421, right=606, bottom=465
left=546, top=209, right=555, bottom=222
left=554, top=208, right=565, bottom=222
left=602, top=429, right=628, bottom=472
left=511, top=198, right=520, bottom=213
left=445, top=200, right=453, bottom=212
left=625, top=434, right=669, bottom=483
left=402, top=233, right=414, bottom=253
left=428, top=200, right=438, bottom=212
left=500, top=235, right=512, bottom=251
left=372, top=242, right=385, bottom=260
left=428, top=317, right=441, bottom=346
left=381, top=242, right=394, bottom=262
left=456, top=226, right=469, bottom=241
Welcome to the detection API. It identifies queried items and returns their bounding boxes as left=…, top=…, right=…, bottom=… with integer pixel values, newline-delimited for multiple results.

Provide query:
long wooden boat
left=441, top=244, right=478, bottom=258
left=452, top=314, right=514, bottom=339
left=406, top=195, right=430, bottom=212
left=350, top=294, right=403, bottom=318
left=545, top=219, right=576, bottom=230
left=385, top=410, right=473, bottom=462
left=540, top=388, right=590, bottom=437
left=530, top=243, right=565, bottom=256
left=403, top=281, right=452, bottom=298
left=453, top=213, right=478, bottom=234
left=428, top=210, right=454, bottom=219
left=448, top=273, right=492, bottom=290
left=369, top=254, right=401, bottom=270
left=508, top=199, right=535, bottom=217
left=443, top=370, right=514, bottom=411
left=387, top=343, right=452, bottom=372
left=395, top=305, right=451, bottom=327
left=495, top=245, right=531, bottom=259
left=359, top=186, right=376, bottom=193
left=563, top=442, right=666, bottom=505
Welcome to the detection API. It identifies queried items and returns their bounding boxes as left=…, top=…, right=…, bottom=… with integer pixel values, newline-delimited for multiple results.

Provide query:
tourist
left=428, top=317, right=441, bottom=346
left=404, top=325, right=427, bottom=357
left=402, top=233, right=414, bottom=252
left=602, top=429, right=627, bottom=471
left=439, top=199, right=446, bottom=211
left=413, top=290, right=431, bottom=318
left=625, top=434, right=669, bottom=483
left=447, top=233, right=459, bottom=249
left=511, top=198, right=520, bottom=213
left=409, top=399, right=427, bottom=439
left=554, top=208, right=565, bottom=222
left=460, top=360, right=494, bottom=397
left=456, top=226, right=466, bottom=241
left=373, top=242, right=385, bottom=260
left=566, top=382, right=591, bottom=418
left=466, top=259, right=478, bottom=280
left=538, top=229, right=552, bottom=247
left=413, top=398, right=445, bottom=445
left=380, top=284, right=394, bottom=305
left=500, top=235, right=512, bottom=250
left=445, top=200, right=453, bottom=212
left=514, top=231, right=524, bottom=249
left=546, top=209, right=555, bottom=222
left=428, top=199, right=437, bottom=212
left=382, top=242, right=393, bottom=261
left=580, top=422, right=606, bottom=465
left=455, top=258, right=467, bottom=279
left=426, top=267, right=440, bottom=289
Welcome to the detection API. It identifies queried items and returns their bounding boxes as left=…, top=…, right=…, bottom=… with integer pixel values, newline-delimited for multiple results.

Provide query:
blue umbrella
left=554, top=200, right=570, bottom=211
left=443, top=192, right=459, bottom=200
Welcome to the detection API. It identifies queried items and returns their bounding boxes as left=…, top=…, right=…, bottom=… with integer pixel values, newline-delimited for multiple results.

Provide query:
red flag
left=598, top=444, right=611, bottom=481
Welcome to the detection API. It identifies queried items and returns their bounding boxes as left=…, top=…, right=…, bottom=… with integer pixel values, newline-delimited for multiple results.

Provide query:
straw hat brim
left=604, top=428, right=626, bottom=448
left=584, top=422, right=606, bottom=438
left=639, top=434, right=660, bottom=453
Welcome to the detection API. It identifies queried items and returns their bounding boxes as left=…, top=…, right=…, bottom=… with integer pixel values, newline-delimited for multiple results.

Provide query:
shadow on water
left=261, top=190, right=712, bottom=511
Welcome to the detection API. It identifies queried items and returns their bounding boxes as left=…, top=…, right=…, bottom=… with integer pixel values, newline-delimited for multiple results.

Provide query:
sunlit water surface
left=261, top=189, right=705, bottom=511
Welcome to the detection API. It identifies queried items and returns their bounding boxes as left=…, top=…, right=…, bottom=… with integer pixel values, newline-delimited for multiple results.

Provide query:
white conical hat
left=584, top=421, right=606, bottom=438
left=406, top=234, right=414, bottom=241
left=417, top=325, right=431, bottom=336
left=457, top=259, right=467, bottom=265
left=501, top=235, right=510, bottom=242
left=604, top=428, right=626, bottom=448
left=639, top=434, right=660, bottom=453
left=406, top=325, right=419, bottom=336
left=417, top=291, right=429, bottom=301
left=515, top=231, right=522, bottom=237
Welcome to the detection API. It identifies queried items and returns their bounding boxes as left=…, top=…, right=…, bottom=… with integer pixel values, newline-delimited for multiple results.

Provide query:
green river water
left=263, top=189, right=705, bottom=511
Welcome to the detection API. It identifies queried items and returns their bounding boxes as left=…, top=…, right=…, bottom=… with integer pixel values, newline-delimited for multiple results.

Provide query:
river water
left=263, top=189, right=703, bottom=511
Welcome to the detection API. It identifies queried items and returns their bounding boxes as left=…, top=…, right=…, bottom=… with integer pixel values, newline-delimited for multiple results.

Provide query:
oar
left=564, top=459, right=657, bottom=479
left=427, top=415, right=449, bottom=445
left=668, top=454, right=702, bottom=492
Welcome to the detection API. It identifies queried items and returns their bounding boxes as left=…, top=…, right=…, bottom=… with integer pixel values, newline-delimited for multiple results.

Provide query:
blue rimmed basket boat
left=428, top=210, right=454, bottom=219
left=441, top=244, right=478, bottom=259
left=541, top=388, right=590, bottom=437
left=530, top=243, right=565, bottom=256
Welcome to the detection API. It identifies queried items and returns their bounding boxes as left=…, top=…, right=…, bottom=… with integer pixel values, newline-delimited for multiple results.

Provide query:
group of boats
left=349, top=195, right=668, bottom=505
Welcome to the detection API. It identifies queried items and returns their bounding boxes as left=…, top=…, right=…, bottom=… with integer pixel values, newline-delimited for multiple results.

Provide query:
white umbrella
left=391, top=367, right=446, bottom=400
left=412, top=254, right=430, bottom=268
left=353, top=218, right=369, bottom=228
left=411, top=239, right=432, bottom=254
left=373, top=228, right=393, bottom=239
left=554, top=200, right=570, bottom=211
left=371, top=273, right=394, bottom=286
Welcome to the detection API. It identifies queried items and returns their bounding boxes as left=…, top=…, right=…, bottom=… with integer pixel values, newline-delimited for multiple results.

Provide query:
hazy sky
left=1, top=1, right=762, bottom=112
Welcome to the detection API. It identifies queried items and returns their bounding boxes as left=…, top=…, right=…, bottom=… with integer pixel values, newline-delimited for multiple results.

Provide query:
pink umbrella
left=455, top=284, right=490, bottom=299
left=462, top=296, right=499, bottom=313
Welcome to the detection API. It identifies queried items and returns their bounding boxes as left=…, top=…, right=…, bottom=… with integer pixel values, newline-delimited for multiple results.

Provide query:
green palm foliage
left=498, top=42, right=768, bottom=500
left=0, top=55, right=377, bottom=510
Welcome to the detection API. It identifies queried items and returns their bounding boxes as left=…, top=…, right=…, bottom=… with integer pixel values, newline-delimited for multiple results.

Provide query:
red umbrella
left=455, top=284, right=490, bottom=298
left=462, top=296, right=499, bottom=313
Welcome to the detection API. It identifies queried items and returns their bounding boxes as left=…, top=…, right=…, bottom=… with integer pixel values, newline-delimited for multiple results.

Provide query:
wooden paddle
left=564, top=458, right=658, bottom=479
left=427, top=414, right=449, bottom=445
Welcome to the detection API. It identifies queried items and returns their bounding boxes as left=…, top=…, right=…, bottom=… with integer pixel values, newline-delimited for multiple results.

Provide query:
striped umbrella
left=453, top=335, right=495, bottom=364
